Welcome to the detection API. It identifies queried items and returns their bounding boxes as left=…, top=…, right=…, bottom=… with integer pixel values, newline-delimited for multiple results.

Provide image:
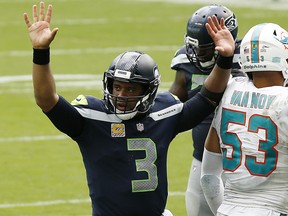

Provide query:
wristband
left=33, top=48, right=50, bottom=65
left=216, top=55, right=233, bottom=69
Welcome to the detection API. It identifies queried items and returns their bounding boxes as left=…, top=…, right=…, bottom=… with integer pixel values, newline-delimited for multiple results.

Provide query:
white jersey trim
left=149, top=103, right=183, bottom=121
left=74, top=103, right=183, bottom=122
left=171, top=53, right=189, bottom=68
left=74, top=107, right=122, bottom=123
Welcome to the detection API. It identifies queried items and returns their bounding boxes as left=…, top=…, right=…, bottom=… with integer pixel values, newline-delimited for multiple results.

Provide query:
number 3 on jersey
left=127, top=138, right=158, bottom=192
left=221, top=108, right=278, bottom=177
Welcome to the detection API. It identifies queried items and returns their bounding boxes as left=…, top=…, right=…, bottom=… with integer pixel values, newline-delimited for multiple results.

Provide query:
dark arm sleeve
left=177, top=92, right=216, bottom=132
left=44, top=95, right=84, bottom=138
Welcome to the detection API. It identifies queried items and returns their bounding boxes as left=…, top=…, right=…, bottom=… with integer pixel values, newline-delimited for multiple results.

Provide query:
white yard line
left=0, top=74, right=172, bottom=94
left=0, top=192, right=185, bottom=208
left=0, top=135, right=68, bottom=143
left=0, top=74, right=100, bottom=83
left=136, top=0, right=288, bottom=10
left=0, top=45, right=180, bottom=57
left=0, top=199, right=91, bottom=208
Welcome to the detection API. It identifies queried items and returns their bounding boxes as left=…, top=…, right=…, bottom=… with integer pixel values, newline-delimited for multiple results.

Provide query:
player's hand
left=205, top=16, right=235, bottom=57
left=23, top=1, right=58, bottom=49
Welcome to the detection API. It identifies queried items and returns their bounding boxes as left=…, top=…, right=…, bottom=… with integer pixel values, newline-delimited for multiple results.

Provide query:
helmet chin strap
left=115, top=110, right=138, bottom=120
left=199, top=57, right=215, bottom=69
left=114, top=100, right=142, bottom=120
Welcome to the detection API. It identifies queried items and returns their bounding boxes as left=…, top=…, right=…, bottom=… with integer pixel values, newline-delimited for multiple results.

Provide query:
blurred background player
left=169, top=4, right=244, bottom=216
left=201, top=22, right=288, bottom=215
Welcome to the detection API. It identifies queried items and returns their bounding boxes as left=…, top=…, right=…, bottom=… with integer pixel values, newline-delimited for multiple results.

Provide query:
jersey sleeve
left=177, top=92, right=216, bottom=132
left=45, top=95, right=84, bottom=138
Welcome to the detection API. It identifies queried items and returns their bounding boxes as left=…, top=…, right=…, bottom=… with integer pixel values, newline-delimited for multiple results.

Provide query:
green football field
left=0, top=0, right=287, bottom=215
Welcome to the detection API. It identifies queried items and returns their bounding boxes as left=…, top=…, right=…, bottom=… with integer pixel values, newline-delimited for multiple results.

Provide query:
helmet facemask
left=104, top=77, right=155, bottom=120
left=185, top=34, right=218, bottom=73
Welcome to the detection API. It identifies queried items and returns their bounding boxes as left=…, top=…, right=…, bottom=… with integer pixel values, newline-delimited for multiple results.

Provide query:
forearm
left=200, top=148, right=224, bottom=215
left=24, top=1, right=59, bottom=112
left=203, top=15, right=235, bottom=96
left=201, top=56, right=233, bottom=105
left=33, top=61, right=58, bottom=112
left=203, top=56, right=233, bottom=93
left=204, top=66, right=231, bottom=93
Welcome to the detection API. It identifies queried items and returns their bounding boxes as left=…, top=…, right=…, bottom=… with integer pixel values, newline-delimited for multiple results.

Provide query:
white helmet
left=240, top=23, right=288, bottom=80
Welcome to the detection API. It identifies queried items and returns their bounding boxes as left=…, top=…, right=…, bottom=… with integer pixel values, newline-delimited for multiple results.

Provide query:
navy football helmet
left=103, top=51, right=161, bottom=120
left=185, top=4, right=238, bottom=73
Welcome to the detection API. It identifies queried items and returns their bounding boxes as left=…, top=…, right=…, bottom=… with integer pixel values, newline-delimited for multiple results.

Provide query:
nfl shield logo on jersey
left=136, top=123, right=144, bottom=132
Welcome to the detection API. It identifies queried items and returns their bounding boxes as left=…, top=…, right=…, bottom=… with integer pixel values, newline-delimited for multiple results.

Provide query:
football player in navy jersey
left=169, top=4, right=245, bottom=216
left=24, top=2, right=235, bottom=216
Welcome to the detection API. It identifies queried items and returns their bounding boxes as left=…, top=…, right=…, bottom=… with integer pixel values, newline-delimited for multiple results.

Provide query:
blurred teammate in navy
left=169, top=5, right=244, bottom=216
left=24, top=2, right=236, bottom=216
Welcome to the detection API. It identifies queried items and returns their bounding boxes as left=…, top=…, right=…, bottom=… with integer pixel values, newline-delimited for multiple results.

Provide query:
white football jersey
left=213, top=76, right=288, bottom=214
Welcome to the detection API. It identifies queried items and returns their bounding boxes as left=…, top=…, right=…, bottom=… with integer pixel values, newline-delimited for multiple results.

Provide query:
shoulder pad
left=169, top=92, right=180, bottom=101
left=71, top=94, right=88, bottom=106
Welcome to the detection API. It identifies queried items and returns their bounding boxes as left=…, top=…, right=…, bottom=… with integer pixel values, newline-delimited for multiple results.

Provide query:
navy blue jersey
left=170, top=39, right=244, bottom=161
left=45, top=91, right=215, bottom=216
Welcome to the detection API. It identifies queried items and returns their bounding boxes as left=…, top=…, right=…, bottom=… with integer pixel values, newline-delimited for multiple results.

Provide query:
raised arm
left=24, top=1, right=59, bottom=112
left=201, top=15, right=235, bottom=104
